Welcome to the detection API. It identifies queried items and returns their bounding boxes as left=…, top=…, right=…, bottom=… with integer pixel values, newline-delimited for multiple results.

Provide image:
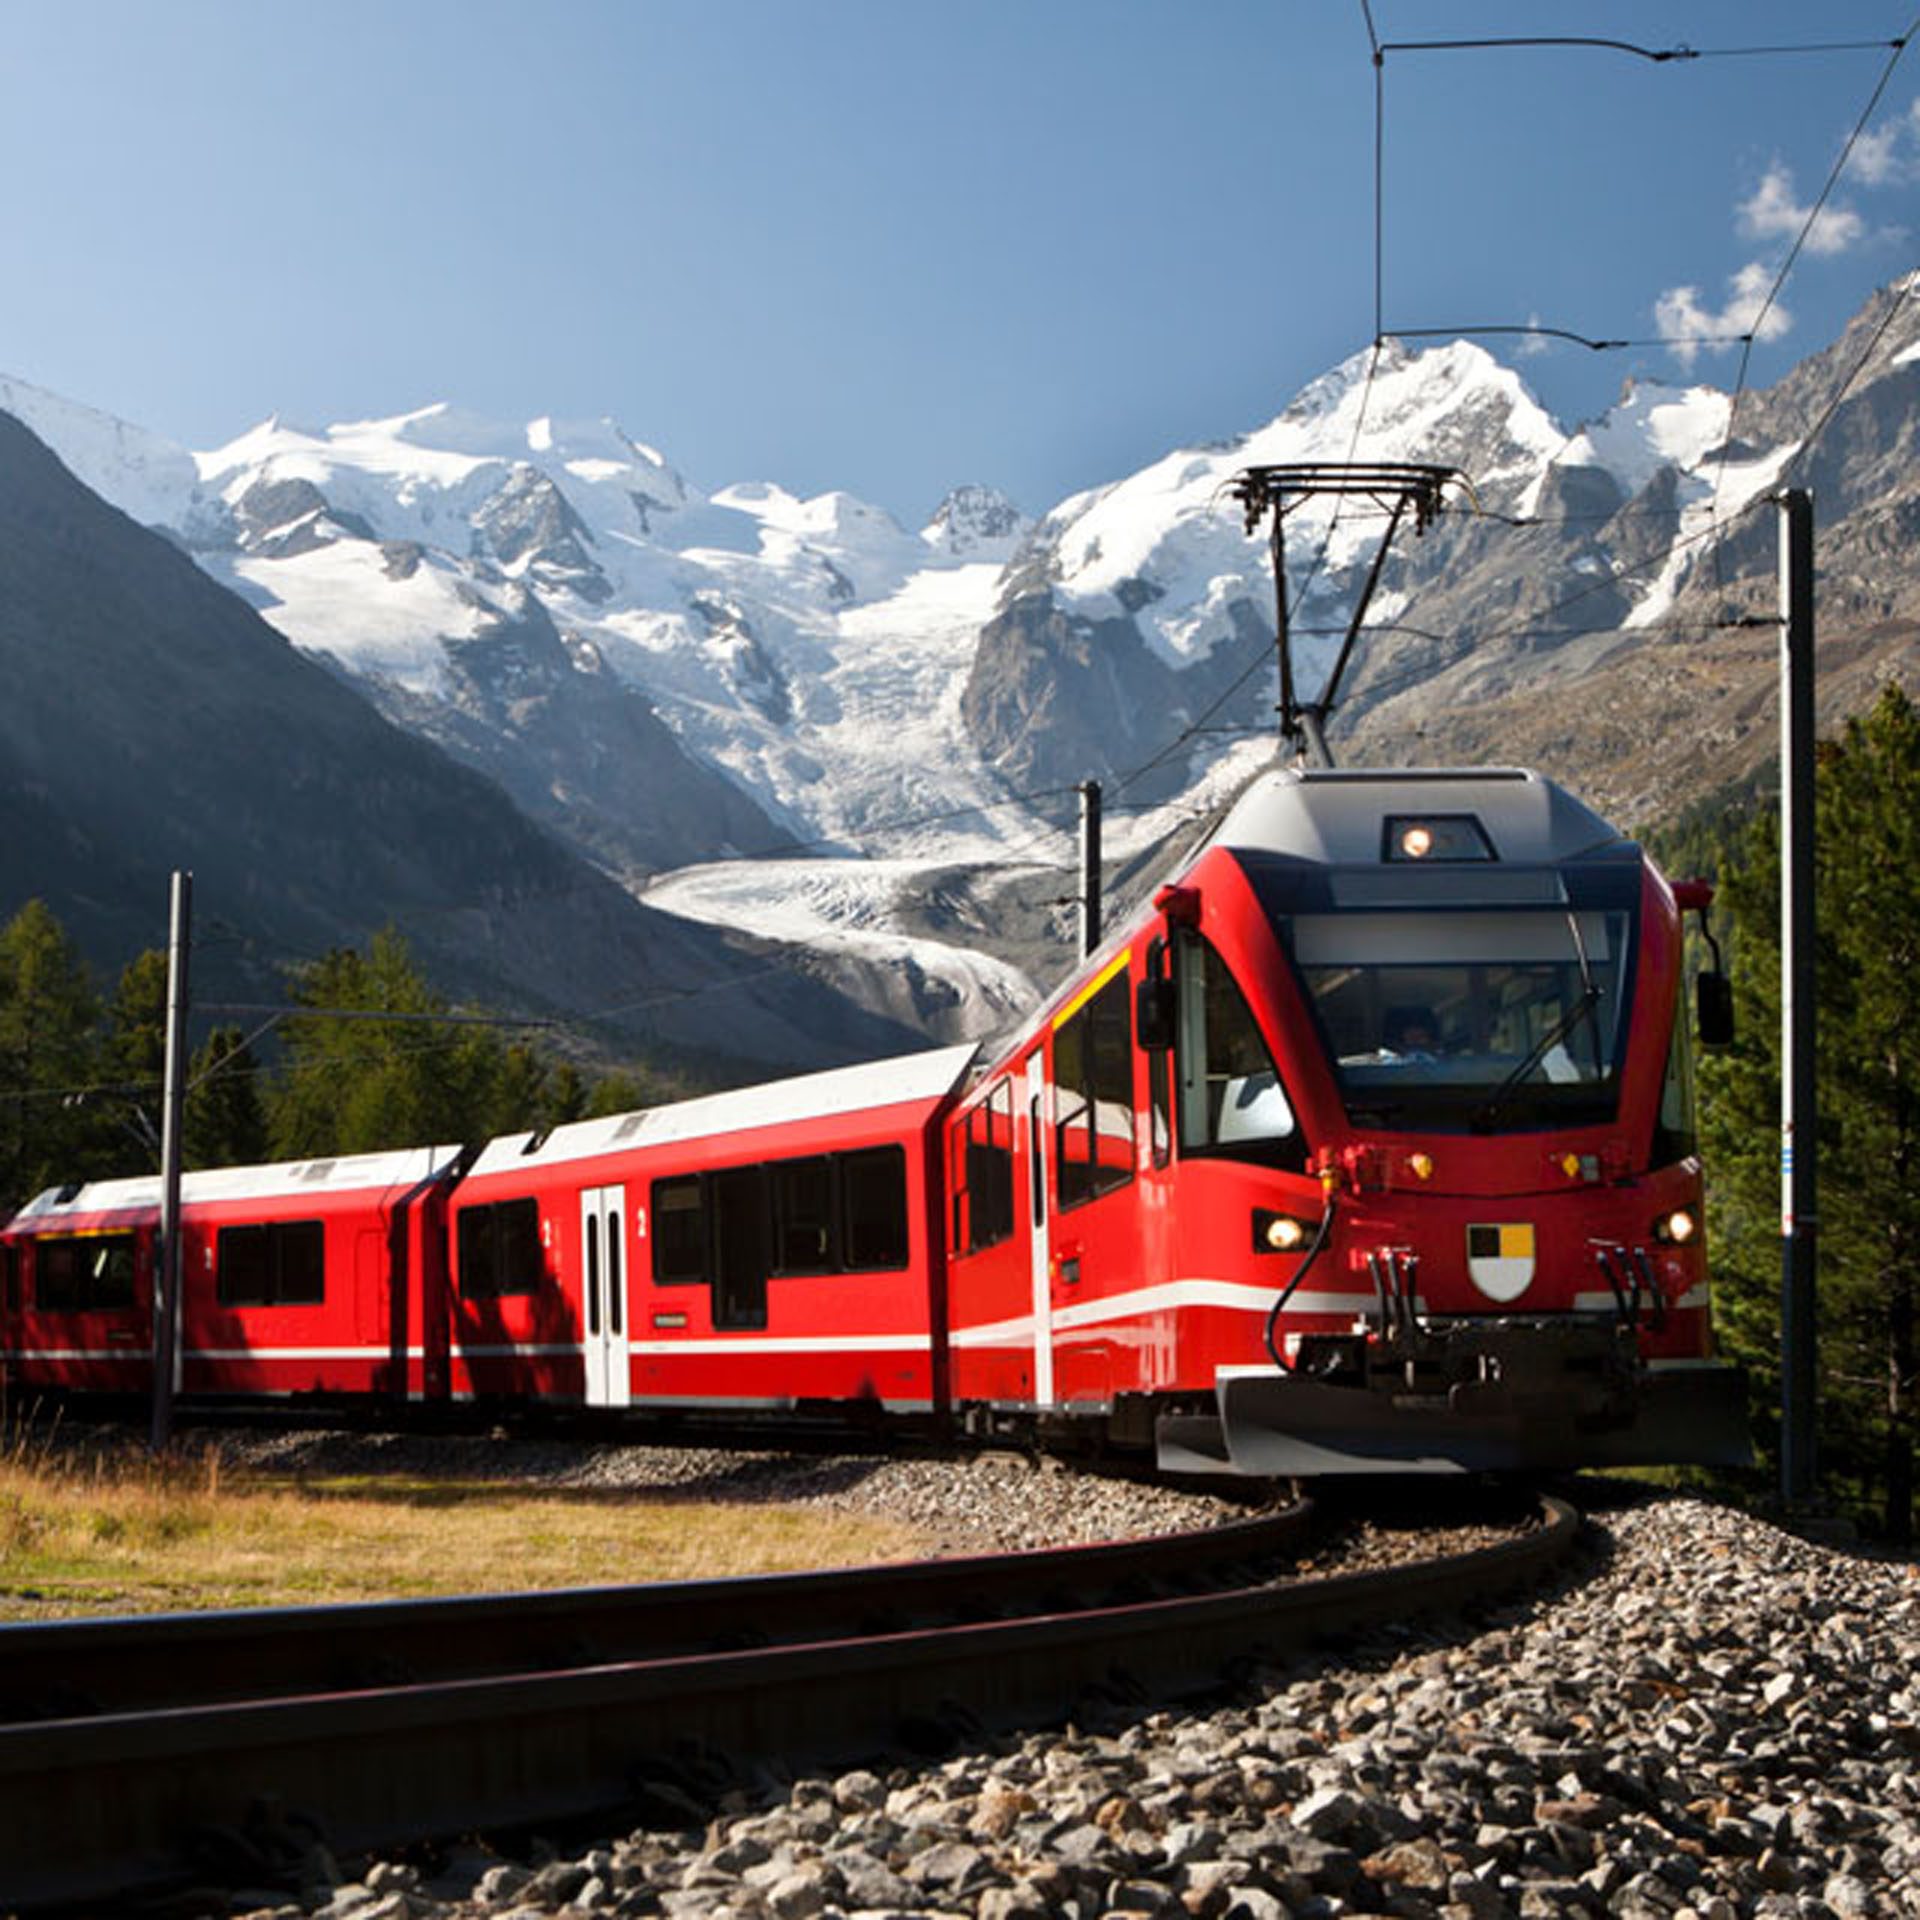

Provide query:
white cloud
left=1655, top=263, right=1793, bottom=366
left=1738, top=164, right=1865, bottom=257
left=1846, top=98, right=1920, bottom=187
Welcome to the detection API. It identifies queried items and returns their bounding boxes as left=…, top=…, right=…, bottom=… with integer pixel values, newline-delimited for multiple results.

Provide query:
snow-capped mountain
left=9, top=270, right=1920, bottom=1040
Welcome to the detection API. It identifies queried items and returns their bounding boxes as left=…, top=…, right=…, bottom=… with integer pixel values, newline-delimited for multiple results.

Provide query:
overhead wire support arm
left=1228, top=462, right=1464, bottom=769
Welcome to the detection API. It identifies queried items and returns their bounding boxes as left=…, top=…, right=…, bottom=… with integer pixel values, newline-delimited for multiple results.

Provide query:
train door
left=1025, top=1050, right=1054, bottom=1407
left=579, top=1185, right=631, bottom=1408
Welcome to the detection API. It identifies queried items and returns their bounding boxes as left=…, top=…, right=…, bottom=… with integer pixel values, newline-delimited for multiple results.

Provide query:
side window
left=37, top=1234, right=139, bottom=1312
left=1654, top=989, right=1699, bottom=1166
left=842, top=1146, right=909, bottom=1270
left=217, top=1221, right=325, bottom=1306
left=712, top=1164, right=770, bottom=1330
left=772, top=1158, right=836, bottom=1275
left=456, top=1199, right=543, bottom=1300
left=1175, top=931, right=1308, bottom=1171
left=955, top=1081, right=1016, bottom=1254
left=1056, top=964, right=1135, bottom=1209
left=651, top=1176, right=707, bottom=1284
left=652, top=1148, right=914, bottom=1328
left=2, top=1243, right=17, bottom=1313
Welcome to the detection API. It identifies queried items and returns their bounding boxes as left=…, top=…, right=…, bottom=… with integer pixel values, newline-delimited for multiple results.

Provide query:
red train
left=0, top=765, right=1749, bottom=1474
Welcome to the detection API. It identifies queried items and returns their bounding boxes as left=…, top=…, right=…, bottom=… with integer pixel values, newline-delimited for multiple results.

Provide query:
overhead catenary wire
left=1340, top=4, right=1920, bottom=666
left=1708, top=14, right=1920, bottom=555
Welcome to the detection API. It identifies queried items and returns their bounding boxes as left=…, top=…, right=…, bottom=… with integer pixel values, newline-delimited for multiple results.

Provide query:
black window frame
left=648, top=1145, right=914, bottom=1327
left=456, top=1197, right=545, bottom=1301
left=35, top=1233, right=139, bottom=1314
left=840, top=1145, right=910, bottom=1272
left=216, top=1219, right=326, bottom=1308
left=650, top=1174, right=709, bottom=1286
left=770, top=1155, right=837, bottom=1276
left=954, top=1079, right=1016, bottom=1254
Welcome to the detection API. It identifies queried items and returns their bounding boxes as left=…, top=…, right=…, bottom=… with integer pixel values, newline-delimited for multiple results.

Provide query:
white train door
left=579, top=1185, right=631, bottom=1409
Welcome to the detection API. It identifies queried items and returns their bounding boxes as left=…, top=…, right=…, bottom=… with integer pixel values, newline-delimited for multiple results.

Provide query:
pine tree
left=1701, top=685, right=1920, bottom=1542
left=265, top=928, right=516, bottom=1158
left=184, top=1027, right=270, bottom=1170
left=101, top=947, right=172, bottom=1169
left=0, top=900, right=109, bottom=1209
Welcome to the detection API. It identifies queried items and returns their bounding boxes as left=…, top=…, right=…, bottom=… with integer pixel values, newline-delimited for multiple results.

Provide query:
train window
left=456, top=1199, right=543, bottom=1299
left=216, top=1221, right=325, bottom=1307
left=1287, top=902, right=1633, bottom=1132
left=654, top=1147, right=911, bottom=1321
left=2, top=1243, right=16, bottom=1313
left=1055, top=965, right=1135, bottom=1210
left=1654, top=990, right=1699, bottom=1166
left=772, top=1157, right=836, bottom=1275
left=841, top=1146, right=910, bottom=1270
left=651, top=1176, right=707, bottom=1284
left=1174, top=933, right=1307, bottom=1171
left=36, top=1234, right=138, bottom=1313
left=1144, top=938, right=1173, bottom=1171
left=956, top=1082, right=1015, bottom=1253
left=713, top=1165, right=770, bottom=1329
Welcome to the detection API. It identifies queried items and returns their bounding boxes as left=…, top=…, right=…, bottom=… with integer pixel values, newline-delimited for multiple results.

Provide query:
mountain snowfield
left=0, top=316, right=1879, bottom=1041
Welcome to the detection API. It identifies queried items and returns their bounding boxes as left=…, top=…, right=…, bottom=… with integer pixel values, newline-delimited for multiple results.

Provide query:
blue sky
left=2, top=1, right=1917, bottom=523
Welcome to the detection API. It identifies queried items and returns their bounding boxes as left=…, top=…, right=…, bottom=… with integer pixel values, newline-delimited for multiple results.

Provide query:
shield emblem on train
left=1466, top=1223, right=1534, bottom=1303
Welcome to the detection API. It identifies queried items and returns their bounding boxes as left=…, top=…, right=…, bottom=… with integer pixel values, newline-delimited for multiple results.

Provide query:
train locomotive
left=0, top=761, right=1749, bottom=1476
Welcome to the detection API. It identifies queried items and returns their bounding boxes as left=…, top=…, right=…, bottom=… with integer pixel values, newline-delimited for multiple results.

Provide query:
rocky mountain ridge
left=0, top=409, right=923, bottom=1073
left=7, top=272, right=1920, bottom=1035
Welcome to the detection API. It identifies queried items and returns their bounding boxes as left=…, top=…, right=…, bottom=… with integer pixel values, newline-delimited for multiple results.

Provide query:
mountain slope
left=0, top=410, right=921, bottom=1070
left=10, top=273, right=1920, bottom=1022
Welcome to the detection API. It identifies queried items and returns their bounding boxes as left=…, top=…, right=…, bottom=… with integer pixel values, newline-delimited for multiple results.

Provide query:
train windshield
left=1282, top=897, right=1637, bottom=1133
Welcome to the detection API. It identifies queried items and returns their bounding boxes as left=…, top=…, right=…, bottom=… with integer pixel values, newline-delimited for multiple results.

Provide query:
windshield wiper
left=1471, top=912, right=1603, bottom=1132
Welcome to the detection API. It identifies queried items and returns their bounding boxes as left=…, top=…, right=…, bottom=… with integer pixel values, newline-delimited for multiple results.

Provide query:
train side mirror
left=1697, top=970, right=1735, bottom=1049
left=1674, top=877, right=1734, bottom=1048
left=1137, top=935, right=1176, bottom=1052
left=1137, top=977, right=1176, bottom=1052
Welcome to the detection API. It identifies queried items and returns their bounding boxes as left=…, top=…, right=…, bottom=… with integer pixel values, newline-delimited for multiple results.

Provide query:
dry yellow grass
left=0, top=1429, right=934, bottom=1620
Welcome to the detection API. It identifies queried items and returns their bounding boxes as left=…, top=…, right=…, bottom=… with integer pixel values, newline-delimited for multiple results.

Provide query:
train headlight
left=1255, top=1209, right=1312, bottom=1254
left=1654, top=1208, right=1698, bottom=1245
left=1383, top=814, right=1496, bottom=863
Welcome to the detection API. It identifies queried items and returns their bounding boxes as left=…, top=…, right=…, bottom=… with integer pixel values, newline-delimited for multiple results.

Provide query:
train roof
left=7, top=1143, right=466, bottom=1230
left=1207, top=765, right=1631, bottom=870
left=465, top=1041, right=979, bottom=1181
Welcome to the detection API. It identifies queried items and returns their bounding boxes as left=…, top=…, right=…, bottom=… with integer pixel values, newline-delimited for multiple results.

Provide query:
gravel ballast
left=205, top=1474, right=1920, bottom=1920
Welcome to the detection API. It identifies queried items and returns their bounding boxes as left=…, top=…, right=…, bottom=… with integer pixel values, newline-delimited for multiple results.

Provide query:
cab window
left=1055, top=966, right=1134, bottom=1209
left=1654, top=990, right=1699, bottom=1166
left=1175, top=931, right=1307, bottom=1171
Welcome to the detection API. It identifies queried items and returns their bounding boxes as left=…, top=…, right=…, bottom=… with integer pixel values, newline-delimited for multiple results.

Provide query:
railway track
left=0, top=1490, right=1580, bottom=1913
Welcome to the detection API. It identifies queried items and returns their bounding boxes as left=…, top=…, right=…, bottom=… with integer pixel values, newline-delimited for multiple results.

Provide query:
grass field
left=0, top=1426, right=934, bottom=1619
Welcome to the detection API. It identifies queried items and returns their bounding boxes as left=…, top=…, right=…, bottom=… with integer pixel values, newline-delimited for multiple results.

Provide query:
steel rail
left=0, top=1494, right=1579, bottom=1912
left=0, top=1501, right=1311, bottom=1721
